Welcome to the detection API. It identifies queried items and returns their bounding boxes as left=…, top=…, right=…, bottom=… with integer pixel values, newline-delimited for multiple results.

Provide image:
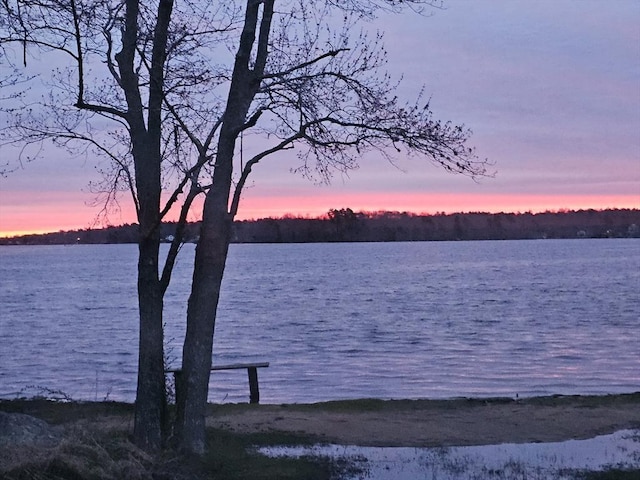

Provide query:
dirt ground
left=2, top=392, right=639, bottom=449
left=2, top=394, right=638, bottom=479
left=207, top=393, right=640, bottom=447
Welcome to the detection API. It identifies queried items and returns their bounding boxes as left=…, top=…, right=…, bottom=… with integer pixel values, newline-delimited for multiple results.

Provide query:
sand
left=207, top=393, right=640, bottom=447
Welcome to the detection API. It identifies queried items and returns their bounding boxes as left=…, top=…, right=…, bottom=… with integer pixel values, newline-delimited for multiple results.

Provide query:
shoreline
left=2, top=393, right=639, bottom=479
left=208, top=392, right=640, bottom=447
left=2, top=392, right=638, bottom=447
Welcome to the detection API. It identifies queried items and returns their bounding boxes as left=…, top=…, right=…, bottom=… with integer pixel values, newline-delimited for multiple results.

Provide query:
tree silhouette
left=1, top=0, right=489, bottom=453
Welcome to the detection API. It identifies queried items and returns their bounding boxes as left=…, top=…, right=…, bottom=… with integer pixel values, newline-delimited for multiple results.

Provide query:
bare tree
left=0, top=0, right=489, bottom=453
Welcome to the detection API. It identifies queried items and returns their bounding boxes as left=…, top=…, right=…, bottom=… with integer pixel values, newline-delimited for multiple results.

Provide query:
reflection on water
left=0, top=239, right=639, bottom=403
left=259, top=429, right=640, bottom=480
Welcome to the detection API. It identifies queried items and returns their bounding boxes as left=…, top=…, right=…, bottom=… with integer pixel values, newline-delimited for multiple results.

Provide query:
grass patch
left=255, top=396, right=520, bottom=415
left=2, top=394, right=638, bottom=479
left=0, top=400, right=359, bottom=480
left=23, top=391, right=635, bottom=420
left=519, top=392, right=640, bottom=408
left=0, top=399, right=134, bottom=425
left=569, top=468, right=640, bottom=479
left=245, top=392, right=639, bottom=415
left=200, top=428, right=360, bottom=480
left=1, top=427, right=355, bottom=480
left=1, top=427, right=155, bottom=480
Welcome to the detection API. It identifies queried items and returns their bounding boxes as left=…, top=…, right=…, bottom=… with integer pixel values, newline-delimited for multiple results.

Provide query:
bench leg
left=248, top=367, right=259, bottom=404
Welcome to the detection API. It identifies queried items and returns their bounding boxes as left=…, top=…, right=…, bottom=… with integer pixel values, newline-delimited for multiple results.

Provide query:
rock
left=0, top=411, right=61, bottom=447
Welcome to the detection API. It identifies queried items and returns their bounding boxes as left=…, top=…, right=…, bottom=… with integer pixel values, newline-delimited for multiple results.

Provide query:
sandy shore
left=208, top=393, right=640, bottom=447
left=2, top=393, right=638, bottom=479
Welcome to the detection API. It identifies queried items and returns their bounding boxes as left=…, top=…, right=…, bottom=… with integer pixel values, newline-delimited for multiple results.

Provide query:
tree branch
left=160, top=182, right=200, bottom=295
left=229, top=131, right=302, bottom=218
left=261, top=48, right=348, bottom=81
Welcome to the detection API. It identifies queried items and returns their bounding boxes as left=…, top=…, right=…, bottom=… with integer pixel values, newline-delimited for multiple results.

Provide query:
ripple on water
left=0, top=240, right=639, bottom=403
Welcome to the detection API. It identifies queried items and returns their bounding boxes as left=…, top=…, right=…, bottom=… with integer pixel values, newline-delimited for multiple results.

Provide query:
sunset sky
left=1, top=0, right=639, bottom=237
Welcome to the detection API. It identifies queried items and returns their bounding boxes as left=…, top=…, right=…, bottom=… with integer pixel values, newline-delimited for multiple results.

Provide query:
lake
left=0, top=239, right=638, bottom=403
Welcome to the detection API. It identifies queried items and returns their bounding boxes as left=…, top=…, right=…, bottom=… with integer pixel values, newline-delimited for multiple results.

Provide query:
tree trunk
left=133, top=234, right=165, bottom=450
left=173, top=0, right=275, bottom=454
left=175, top=190, right=232, bottom=454
left=175, top=117, right=236, bottom=455
left=131, top=132, right=165, bottom=450
left=125, top=0, right=172, bottom=451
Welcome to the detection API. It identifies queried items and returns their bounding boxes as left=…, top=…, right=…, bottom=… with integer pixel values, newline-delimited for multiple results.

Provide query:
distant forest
left=2, top=209, right=639, bottom=245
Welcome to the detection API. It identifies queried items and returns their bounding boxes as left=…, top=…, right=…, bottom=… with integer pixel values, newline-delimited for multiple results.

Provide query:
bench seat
left=167, top=362, right=269, bottom=404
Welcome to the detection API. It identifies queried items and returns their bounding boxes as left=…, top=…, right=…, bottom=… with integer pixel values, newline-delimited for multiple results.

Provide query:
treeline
left=3, top=208, right=639, bottom=245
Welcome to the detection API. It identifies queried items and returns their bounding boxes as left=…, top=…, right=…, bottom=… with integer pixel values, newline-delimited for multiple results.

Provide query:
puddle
left=259, top=429, right=640, bottom=479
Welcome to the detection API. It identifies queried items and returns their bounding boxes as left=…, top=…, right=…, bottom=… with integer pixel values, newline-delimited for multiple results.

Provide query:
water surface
left=0, top=239, right=638, bottom=403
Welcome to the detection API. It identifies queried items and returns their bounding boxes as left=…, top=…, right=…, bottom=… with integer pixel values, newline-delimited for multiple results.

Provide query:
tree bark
left=175, top=191, right=232, bottom=454
left=134, top=227, right=165, bottom=449
left=175, top=118, right=236, bottom=454
left=175, top=0, right=273, bottom=454
left=119, top=0, right=173, bottom=451
left=131, top=132, right=165, bottom=451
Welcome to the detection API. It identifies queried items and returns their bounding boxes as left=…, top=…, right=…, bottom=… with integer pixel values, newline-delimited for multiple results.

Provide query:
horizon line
left=2, top=206, right=638, bottom=239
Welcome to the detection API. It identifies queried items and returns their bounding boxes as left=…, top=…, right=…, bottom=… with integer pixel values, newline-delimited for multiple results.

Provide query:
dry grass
left=1, top=421, right=156, bottom=480
left=1, top=394, right=638, bottom=480
left=0, top=400, right=346, bottom=480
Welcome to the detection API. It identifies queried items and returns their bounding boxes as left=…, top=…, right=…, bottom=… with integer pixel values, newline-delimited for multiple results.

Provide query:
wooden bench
left=167, top=362, right=269, bottom=404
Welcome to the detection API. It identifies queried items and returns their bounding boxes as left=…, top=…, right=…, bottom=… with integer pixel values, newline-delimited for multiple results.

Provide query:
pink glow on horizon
left=1, top=191, right=638, bottom=237
left=235, top=192, right=640, bottom=220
